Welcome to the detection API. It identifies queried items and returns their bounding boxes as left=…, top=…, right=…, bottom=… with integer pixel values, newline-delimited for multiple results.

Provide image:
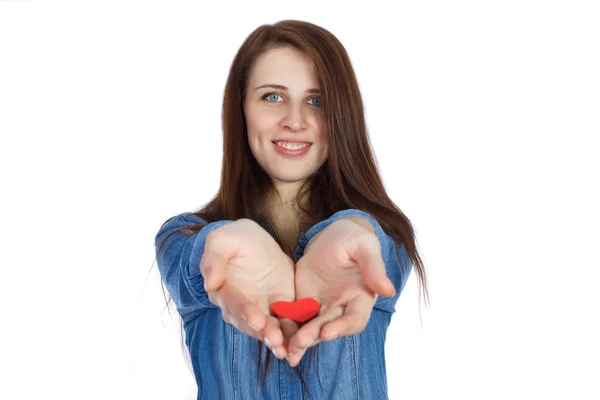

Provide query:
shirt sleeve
left=294, top=209, right=412, bottom=313
left=154, top=212, right=234, bottom=323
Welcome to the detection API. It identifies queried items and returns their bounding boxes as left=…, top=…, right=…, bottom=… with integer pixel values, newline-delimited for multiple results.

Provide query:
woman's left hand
left=285, top=217, right=396, bottom=367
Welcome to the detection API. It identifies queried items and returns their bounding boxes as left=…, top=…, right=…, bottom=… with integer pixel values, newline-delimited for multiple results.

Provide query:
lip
left=272, top=138, right=312, bottom=144
left=272, top=141, right=312, bottom=157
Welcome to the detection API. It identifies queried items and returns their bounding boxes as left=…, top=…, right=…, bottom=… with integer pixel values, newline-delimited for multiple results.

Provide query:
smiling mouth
left=272, top=141, right=312, bottom=150
left=272, top=141, right=312, bottom=156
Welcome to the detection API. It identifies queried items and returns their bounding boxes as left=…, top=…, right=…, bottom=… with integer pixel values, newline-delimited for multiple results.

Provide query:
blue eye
left=262, top=92, right=282, bottom=102
left=260, top=92, right=322, bottom=107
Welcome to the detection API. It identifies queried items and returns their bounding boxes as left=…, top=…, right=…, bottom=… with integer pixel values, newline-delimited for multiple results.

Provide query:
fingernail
left=272, top=347, right=279, bottom=358
left=264, top=338, right=272, bottom=349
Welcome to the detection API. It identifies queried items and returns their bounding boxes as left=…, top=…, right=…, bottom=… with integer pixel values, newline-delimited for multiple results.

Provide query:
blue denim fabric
left=155, top=209, right=412, bottom=399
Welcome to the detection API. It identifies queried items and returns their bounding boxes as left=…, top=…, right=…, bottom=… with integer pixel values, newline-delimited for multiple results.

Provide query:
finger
left=221, top=310, right=263, bottom=341
left=219, top=284, right=267, bottom=333
left=260, top=316, right=286, bottom=359
left=286, top=305, right=343, bottom=367
left=352, top=237, right=396, bottom=297
left=237, top=298, right=267, bottom=333
left=320, top=293, right=375, bottom=340
left=287, top=305, right=344, bottom=355
left=286, top=338, right=321, bottom=368
left=279, top=318, right=300, bottom=343
left=222, top=305, right=279, bottom=345
left=268, top=294, right=299, bottom=345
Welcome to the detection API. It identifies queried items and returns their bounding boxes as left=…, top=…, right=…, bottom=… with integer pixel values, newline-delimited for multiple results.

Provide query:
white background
left=1, top=1, right=598, bottom=399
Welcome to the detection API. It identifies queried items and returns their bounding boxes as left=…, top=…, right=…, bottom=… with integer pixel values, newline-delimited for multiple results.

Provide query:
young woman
left=155, top=19, right=429, bottom=400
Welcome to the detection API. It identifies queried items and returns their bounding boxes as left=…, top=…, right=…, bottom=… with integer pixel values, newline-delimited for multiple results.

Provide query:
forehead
left=248, top=47, right=319, bottom=88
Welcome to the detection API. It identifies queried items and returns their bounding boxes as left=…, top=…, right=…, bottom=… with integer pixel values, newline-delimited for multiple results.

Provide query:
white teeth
left=275, top=141, right=309, bottom=150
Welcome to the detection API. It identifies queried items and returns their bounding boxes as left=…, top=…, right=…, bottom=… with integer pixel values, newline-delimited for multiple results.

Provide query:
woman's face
left=244, top=46, right=328, bottom=202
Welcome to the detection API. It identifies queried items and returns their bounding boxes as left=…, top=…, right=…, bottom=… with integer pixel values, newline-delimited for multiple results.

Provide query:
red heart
left=271, top=297, right=320, bottom=323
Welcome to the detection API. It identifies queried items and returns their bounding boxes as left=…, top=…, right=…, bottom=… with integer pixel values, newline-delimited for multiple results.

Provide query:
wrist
left=305, top=231, right=322, bottom=252
left=305, top=216, right=374, bottom=252
left=342, top=216, right=375, bottom=234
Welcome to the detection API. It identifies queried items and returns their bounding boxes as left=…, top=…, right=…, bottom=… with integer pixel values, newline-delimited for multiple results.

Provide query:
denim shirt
left=155, top=209, right=412, bottom=400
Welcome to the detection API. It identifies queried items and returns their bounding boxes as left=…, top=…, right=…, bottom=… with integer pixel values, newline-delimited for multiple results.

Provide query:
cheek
left=247, top=109, right=279, bottom=136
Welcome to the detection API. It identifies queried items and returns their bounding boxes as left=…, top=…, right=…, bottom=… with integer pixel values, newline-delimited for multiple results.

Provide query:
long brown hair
left=153, top=19, right=429, bottom=397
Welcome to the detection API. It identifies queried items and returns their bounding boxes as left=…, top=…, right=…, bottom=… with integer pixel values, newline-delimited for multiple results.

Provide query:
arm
left=295, top=209, right=412, bottom=313
left=154, top=212, right=234, bottom=322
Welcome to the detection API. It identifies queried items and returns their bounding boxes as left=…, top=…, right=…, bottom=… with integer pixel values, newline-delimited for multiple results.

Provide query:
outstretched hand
left=283, top=217, right=396, bottom=367
left=200, top=218, right=299, bottom=360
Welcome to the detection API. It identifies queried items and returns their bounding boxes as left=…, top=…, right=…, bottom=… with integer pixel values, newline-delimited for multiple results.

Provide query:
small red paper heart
left=271, top=297, right=320, bottom=323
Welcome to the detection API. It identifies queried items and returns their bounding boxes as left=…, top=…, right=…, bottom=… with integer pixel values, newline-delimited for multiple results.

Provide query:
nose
left=283, top=104, right=307, bottom=132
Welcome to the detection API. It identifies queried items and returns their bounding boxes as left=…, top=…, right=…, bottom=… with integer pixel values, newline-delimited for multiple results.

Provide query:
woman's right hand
left=199, top=218, right=296, bottom=360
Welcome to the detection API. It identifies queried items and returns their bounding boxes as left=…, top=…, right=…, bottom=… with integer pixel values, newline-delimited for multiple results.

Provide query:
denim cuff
left=295, top=209, right=385, bottom=261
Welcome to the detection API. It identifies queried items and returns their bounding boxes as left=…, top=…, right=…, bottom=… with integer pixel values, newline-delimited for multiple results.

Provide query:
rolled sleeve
left=154, top=212, right=234, bottom=322
left=294, top=209, right=412, bottom=313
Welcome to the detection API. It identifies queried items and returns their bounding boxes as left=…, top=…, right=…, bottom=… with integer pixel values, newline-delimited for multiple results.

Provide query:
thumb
left=201, top=250, right=228, bottom=292
left=352, top=238, right=396, bottom=297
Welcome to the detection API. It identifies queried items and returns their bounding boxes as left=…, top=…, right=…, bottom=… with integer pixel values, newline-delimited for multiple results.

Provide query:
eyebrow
left=253, top=84, right=320, bottom=94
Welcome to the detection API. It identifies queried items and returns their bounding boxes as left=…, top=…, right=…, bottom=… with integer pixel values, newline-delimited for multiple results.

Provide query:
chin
left=268, top=169, right=311, bottom=181
left=272, top=175, right=309, bottom=183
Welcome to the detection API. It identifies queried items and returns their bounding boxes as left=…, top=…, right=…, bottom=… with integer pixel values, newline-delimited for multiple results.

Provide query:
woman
left=155, top=19, right=429, bottom=400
